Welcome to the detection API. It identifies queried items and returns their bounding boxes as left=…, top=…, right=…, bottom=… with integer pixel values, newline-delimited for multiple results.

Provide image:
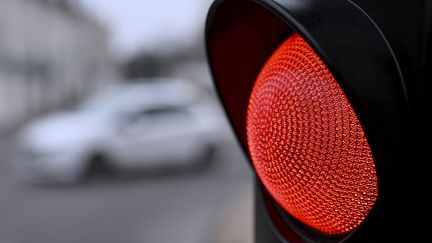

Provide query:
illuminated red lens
left=247, top=34, right=378, bottom=235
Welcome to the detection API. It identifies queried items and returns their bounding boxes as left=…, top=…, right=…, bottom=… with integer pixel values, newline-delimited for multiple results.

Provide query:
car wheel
left=85, top=154, right=115, bottom=179
left=193, top=144, right=217, bottom=169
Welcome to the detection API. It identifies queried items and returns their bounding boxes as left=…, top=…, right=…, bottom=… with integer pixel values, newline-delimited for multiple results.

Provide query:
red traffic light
left=247, top=33, right=378, bottom=235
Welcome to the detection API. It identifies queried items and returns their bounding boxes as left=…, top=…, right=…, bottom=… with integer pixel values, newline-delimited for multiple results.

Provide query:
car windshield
left=79, top=91, right=122, bottom=113
left=76, top=86, right=144, bottom=116
left=78, top=82, right=207, bottom=115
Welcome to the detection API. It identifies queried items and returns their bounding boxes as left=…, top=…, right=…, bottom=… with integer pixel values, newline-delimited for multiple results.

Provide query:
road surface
left=0, top=132, right=252, bottom=243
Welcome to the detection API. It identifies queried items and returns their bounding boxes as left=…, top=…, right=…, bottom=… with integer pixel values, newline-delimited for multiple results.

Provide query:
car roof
left=82, top=79, right=209, bottom=112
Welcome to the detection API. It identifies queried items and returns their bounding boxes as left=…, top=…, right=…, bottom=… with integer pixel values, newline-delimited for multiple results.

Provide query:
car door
left=113, top=105, right=202, bottom=168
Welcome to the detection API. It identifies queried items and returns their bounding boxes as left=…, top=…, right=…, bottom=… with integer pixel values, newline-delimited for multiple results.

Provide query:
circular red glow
left=247, top=34, right=378, bottom=235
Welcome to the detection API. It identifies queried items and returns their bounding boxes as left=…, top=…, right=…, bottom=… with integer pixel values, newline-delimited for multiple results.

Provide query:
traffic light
left=205, top=0, right=427, bottom=241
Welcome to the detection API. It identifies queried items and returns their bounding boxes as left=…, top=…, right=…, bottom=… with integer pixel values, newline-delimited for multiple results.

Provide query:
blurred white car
left=15, top=80, right=225, bottom=183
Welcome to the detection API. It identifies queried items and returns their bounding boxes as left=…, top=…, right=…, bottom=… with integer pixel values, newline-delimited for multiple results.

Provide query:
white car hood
left=19, top=112, right=109, bottom=152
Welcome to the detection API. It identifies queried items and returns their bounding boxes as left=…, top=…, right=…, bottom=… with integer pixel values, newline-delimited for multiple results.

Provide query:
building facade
left=0, top=0, right=115, bottom=130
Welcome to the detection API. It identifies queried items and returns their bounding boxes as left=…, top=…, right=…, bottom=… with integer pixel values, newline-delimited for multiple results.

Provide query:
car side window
left=122, top=105, right=190, bottom=128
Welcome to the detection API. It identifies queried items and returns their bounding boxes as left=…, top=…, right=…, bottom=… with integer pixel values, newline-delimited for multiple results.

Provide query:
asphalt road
left=0, top=133, right=252, bottom=243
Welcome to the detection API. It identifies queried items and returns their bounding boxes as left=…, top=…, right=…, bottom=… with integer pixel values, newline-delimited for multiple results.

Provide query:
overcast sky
left=80, top=0, right=213, bottom=59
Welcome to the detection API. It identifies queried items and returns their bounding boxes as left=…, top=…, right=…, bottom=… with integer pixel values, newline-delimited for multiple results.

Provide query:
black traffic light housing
left=206, top=0, right=428, bottom=242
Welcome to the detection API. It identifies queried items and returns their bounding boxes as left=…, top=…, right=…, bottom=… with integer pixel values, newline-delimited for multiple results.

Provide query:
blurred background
left=0, top=0, right=252, bottom=242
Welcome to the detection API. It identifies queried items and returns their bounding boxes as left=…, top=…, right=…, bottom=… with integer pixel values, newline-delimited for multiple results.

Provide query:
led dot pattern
left=247, top=34, right=378, bottom=235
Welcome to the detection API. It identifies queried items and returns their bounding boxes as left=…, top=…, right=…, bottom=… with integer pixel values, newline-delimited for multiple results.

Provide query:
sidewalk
left=210, top=184, right=253, bottom=243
